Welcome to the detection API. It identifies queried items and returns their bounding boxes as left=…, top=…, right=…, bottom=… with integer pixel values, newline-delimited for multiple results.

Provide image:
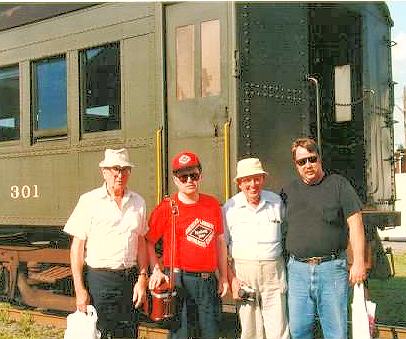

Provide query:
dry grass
left=0, top=304, right=64, bottom=339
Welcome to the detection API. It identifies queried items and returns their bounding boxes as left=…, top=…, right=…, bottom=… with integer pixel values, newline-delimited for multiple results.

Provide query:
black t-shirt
left=283, top=173, right=363, bottom=258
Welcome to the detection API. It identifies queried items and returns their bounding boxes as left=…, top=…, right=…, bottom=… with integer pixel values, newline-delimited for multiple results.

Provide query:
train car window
left=0, top=65, right=19, bottom=142
left=201, top=20, right=220, bottom=97
left=176, top=25, right=195, bottom=100
left=334, top=64, right=352, bottom=122
left=31, top=56, right=67, bottom=141
left=79, top=42, right=120, bottom=133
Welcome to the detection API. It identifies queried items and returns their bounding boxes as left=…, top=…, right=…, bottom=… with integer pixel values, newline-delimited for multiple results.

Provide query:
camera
left=238, top=285, right=256, bottom=302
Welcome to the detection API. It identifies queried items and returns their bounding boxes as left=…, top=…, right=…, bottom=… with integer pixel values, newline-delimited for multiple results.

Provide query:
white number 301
left=10, top=185, right=40, bottom=199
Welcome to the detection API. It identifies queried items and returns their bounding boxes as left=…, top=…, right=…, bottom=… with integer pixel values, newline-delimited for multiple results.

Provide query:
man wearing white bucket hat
left=223, top=158, right=289, bottom=339
left=64, top=148, right=149, bottom=339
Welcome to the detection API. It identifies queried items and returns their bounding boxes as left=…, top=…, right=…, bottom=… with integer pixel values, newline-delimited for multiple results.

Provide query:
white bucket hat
left=234, top=158, right=268, bottom=182
left=99, top=148, right=134, bottom=168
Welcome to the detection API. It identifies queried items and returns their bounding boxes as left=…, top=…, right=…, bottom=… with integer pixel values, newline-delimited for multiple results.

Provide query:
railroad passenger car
left=0, top=2, right=399, bottom=313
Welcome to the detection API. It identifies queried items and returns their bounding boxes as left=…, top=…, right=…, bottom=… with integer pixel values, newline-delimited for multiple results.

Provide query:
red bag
left=149, top=281, right=177, bottom=322
left=145, top=197, right=179, bottom=323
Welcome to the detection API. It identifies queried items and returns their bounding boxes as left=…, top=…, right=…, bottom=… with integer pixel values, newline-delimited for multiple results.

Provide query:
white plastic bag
left=351, top=283, right=376, bottom=339
left=64, top=305, right=101, bottom=339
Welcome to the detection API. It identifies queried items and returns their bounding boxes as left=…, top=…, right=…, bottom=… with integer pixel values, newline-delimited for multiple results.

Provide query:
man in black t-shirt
left=283, top=137, right=366, bottom=339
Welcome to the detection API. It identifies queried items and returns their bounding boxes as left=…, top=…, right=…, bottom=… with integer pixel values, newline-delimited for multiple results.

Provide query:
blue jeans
left=171, top=272, right=221, bottom=339
left=287, top=255, right=348, bottom=339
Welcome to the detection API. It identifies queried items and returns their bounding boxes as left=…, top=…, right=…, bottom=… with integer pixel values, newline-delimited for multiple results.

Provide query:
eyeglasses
left=240, top=176, right=264, bottom=184
left=176, top=172, right=200, bottom=183
left=108, top=166, right=131, bottom=175
left=295, top=156, right=318, bottom=166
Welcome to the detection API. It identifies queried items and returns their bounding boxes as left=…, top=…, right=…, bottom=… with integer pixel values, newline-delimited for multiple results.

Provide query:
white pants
left=234, top=257, right=290, bottom=339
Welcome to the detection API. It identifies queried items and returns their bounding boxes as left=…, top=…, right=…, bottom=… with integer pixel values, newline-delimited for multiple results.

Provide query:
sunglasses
left=295, top=156, right=318, bottom=166
left=176, top=172, right=200, bottom=183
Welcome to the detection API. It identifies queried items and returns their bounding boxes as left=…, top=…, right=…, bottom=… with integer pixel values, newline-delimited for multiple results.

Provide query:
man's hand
left=217, top=274, right=229, bottom=298
left=148, top=267, right=169, bottom=290
left=349, top=260, right=367, bottom=285
left=133, top=274, right=148, bottom=308
left=76, top=287, right=90, bottom=313
left=231, top=276, right=243, bottom=300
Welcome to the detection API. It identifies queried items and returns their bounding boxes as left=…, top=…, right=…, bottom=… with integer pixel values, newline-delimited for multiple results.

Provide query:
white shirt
left=223, top=190, right=283, bottom=260
left=64, top=185, right=148, bottom=269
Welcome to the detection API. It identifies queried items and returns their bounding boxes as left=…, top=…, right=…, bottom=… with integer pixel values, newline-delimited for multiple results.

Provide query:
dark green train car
left=0, top=2, right=399, bottom=313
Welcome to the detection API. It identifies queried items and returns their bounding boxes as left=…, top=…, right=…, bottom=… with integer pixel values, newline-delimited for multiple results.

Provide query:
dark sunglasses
left=177, top=172, right=200, bottom=183
left=295, top=156, right=318, bottom=166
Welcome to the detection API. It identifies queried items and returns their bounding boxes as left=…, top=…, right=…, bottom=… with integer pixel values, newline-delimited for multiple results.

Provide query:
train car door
left=235, top=3, right=310, bottom=192
left=165, top=2, right=229, bottom=200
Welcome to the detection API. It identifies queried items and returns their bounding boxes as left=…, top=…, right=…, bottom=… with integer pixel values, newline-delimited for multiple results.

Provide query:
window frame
left=0, top=63, right=20, bottom=143
left=30, top=54, right=68, bottom=141
left=78, top=42, right=121, bottom=135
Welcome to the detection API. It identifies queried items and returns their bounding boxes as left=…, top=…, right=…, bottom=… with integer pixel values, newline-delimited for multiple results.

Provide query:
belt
left=88, top=266, right=137, bottom=274
left=171, top=268, right=215, bottom=279
left=291, top=252, right=342, bottom=265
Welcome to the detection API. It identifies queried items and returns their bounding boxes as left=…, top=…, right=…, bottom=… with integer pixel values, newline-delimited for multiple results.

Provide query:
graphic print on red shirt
left=186, top=218, right=214, bottom=248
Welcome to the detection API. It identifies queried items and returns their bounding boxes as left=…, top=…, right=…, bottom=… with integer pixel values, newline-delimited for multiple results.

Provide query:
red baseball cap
left=172, top=151, right=201, bottom=172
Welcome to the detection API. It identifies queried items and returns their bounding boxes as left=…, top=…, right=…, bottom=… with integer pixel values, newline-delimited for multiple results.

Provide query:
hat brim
left=234, top=170, right=268, bottom=183
left=99, top=160, right=134, bottom=168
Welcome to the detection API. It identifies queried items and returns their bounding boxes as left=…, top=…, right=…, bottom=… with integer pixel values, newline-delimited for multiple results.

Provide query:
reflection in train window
left=80, top=43, right=120, bottom=133
left=0, top=65, right=19, bottom=142
left=201, top=20, right=220, bottom=97
left=31, top=56, right=67, bottom=140
left=176, top=25, right=195, bottom=100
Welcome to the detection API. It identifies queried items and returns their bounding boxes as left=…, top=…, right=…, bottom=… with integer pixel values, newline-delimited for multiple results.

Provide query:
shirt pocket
left=228, top=220, right=253, bottom=244
left=257, top=209, right=281, bottom=243
left=257, top=221, right=281, bottom=243
left=322, top=205, right=341, bottom=227
left=123, top=208, right=143, bottom=235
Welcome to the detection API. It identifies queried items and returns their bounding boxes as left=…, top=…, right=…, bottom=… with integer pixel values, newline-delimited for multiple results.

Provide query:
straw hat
left=234, top=158, right=268, bottom=182
left=99, top=148, right=134, bottom=168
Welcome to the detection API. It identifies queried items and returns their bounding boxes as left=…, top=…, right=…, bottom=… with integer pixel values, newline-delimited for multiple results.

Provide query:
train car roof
left=0, top=2, right=393, bottom=32
left=0, top=3, right=97, bottom=32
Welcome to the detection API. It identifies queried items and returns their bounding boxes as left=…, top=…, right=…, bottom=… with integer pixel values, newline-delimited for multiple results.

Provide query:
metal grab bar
left=223, top=118, right=232, bottom=201
left=155, top=127, right=163, bottom=204
left=307, top=75, right=322, bottom=160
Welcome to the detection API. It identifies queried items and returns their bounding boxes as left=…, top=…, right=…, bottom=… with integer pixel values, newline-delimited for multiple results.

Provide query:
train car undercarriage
left=0, top=244, right=75, bottom=312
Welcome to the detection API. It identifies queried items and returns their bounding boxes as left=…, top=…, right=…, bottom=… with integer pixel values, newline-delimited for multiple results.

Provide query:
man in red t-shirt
left=146, top=151, right=229, bottom=338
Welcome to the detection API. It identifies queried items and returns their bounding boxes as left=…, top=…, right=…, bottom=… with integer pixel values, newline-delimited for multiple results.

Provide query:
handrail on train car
left=224, top=118, right=232, bottom=201
left=307, top=75, right=322, bottom=160
left=156, top=127, right=163, bottom=204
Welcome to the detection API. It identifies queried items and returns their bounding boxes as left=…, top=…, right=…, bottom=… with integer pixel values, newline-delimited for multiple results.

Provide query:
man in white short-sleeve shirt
left=64, top=148, right=148, bottom=339
left=223, top=158, right=289, bottom=339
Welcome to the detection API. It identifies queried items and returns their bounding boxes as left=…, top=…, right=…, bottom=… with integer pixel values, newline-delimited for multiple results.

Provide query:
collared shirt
left=223, top=190, right=283, bottom=260
left=64, top=184, right=148, bottom=269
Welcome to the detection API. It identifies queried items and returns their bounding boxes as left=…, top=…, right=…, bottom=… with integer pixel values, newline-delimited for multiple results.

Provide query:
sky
left=388, top=1, right=406, bottom=149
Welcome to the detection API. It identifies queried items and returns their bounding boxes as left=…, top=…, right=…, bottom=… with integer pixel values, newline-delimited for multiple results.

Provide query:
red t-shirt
left=146, top=193, right=223, bottom=272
